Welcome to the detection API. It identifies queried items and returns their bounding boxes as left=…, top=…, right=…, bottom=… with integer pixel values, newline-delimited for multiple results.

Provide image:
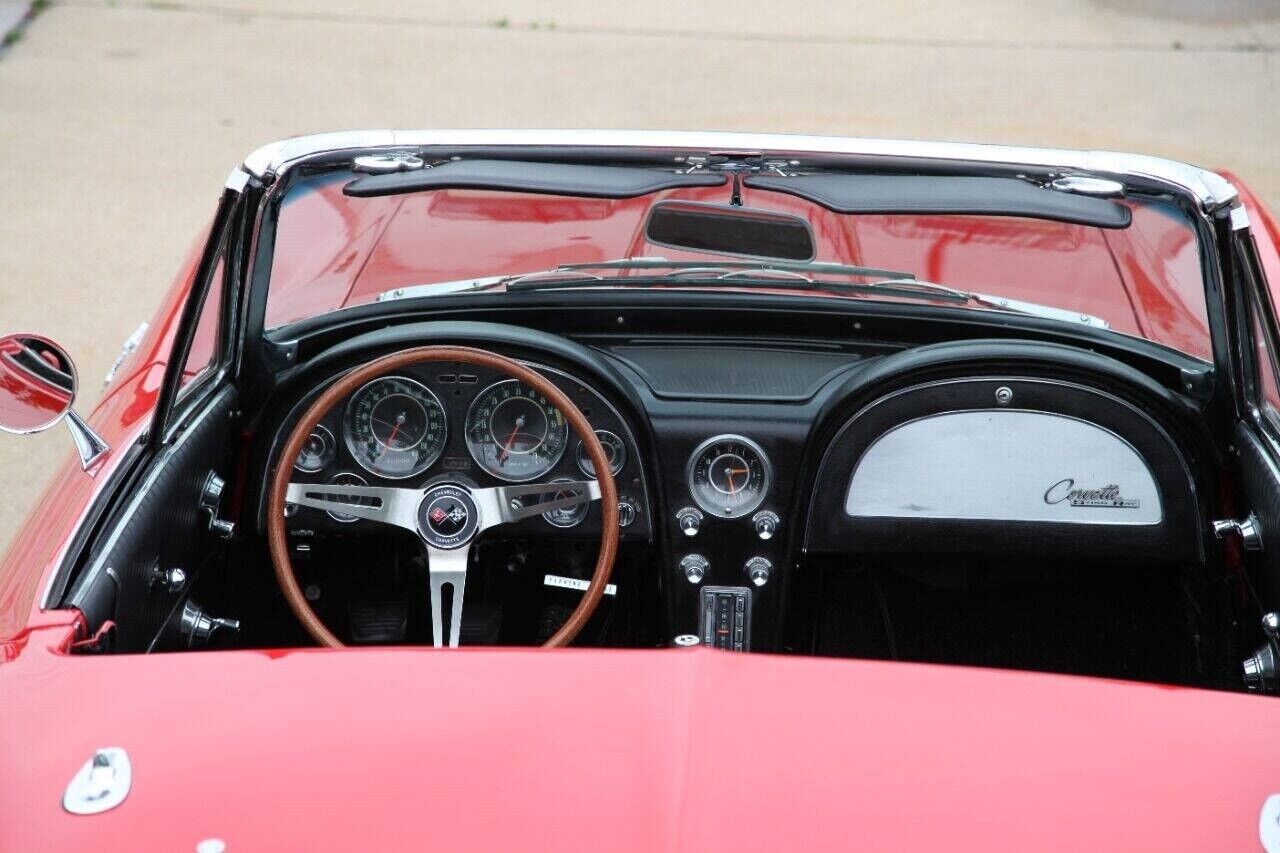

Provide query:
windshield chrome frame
left=242, top=129, right=1239, bottom=213
left=238, top=130, right=1239, bottom=376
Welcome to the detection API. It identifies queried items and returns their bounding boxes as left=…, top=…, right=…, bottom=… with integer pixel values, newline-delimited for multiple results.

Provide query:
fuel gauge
left=576, top=430, right=626, bottom=478
left=294, top=425, right=337, bottom=473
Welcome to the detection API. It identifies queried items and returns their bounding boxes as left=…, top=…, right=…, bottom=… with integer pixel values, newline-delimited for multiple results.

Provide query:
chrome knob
left=149, top=564, right=187, bottom=595
left=617, top=497, right=638, bottom=528
left=752, top=510, right=779, bottom=541
left=680, top=554, right=709, bottom=584
left=1212, top=513, right=1263, bottom=551
left=745, top=556, right=772, bottom=587
left=676, top=507, right=703, bottom=537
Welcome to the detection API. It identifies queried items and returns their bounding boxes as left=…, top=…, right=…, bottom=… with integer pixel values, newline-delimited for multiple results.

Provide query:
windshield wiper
left=376, top=257, right=1108, bottom=329
left=375, top=257, right=910, bottom=303
left=550, top=256, right=916, bottom=281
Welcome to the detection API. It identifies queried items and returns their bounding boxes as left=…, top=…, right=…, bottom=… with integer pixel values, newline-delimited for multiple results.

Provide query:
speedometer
left=343, top=376, right=447, bottom=479
left=465, top=379, right=568, bottom=481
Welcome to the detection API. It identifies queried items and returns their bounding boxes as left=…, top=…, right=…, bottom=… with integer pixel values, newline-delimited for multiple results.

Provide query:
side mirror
left=0, top=333, right=109, bottom=470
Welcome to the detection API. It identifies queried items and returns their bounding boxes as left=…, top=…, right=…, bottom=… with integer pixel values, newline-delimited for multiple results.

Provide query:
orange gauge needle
left=498, top=415, right=526, bottom=464
left=725, top=467, right=749, bottom=496
left=384, top=412, right=406, bottom=451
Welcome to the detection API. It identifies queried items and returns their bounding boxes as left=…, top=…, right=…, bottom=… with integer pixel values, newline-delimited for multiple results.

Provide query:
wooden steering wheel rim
left=267, top=345, right=620, bottom=648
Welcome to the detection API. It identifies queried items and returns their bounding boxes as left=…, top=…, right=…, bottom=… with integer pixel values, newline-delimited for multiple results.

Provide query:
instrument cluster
left=284, top=365, right=647, bottom=536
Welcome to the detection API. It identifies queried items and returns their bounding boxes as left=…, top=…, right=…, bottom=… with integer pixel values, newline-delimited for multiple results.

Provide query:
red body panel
left=2, top=631, right=1278, bottom=852
left=0, top=227, right=208, bottom=643
left=5, top=171, right=1280, bottom=850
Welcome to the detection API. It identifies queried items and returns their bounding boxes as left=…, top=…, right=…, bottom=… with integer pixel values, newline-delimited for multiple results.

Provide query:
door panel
left=66, top=387, right=237, bottom=651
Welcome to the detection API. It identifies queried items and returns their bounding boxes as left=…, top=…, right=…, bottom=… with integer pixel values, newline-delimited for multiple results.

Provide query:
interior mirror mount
left=0, top=333, right=109, bottom=471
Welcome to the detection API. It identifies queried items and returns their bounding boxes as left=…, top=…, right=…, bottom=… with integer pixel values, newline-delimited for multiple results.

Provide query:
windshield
left=266, top=168, right=1211, bottom=360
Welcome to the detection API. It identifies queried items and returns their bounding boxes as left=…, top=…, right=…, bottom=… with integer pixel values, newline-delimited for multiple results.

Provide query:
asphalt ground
left=2, top=0, right=1279, bottom=558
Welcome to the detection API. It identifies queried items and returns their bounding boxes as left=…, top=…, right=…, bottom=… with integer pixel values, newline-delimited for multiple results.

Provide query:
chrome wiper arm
left=376, top=259, right=1108, bottom=329
left=380, top=256, right=914, bottom=302
left=555, top=256, right=916, bottom=281
left=861, top=278, right=1110, bottom=328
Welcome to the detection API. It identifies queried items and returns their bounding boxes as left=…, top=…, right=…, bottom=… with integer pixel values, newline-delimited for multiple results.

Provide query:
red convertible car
left=4, top=130, right=1280, bottom=851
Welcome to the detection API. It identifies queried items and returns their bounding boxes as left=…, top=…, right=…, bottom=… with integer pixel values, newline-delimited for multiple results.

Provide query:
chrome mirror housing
left=0, top=332, right=108, bottom=470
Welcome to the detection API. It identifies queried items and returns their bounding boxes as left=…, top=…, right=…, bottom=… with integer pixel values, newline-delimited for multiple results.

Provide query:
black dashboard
left=253, top=311, right=1208, bottom=654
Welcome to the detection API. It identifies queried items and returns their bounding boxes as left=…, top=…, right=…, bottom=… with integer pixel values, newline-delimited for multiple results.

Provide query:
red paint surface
left=3, top=173, right=1279, bottom=850
left=0, top=226, right=210, bottom=641
left=2, top=630, right=1277, bottom=852
left=267, top=179, right=1212, bottom=360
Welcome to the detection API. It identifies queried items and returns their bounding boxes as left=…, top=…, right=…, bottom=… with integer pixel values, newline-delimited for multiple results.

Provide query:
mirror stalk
left=64, top=409, right=109, bottom=471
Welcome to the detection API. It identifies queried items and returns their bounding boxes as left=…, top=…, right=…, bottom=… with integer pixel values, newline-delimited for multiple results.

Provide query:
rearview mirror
left=0, top=333, right=108, bottom=470
left=644, top=201, right=817, bottom=261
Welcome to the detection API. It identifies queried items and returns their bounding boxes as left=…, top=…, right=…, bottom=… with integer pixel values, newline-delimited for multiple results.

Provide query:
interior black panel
left=1236, top=422, right=1280, bottom=610
left=604, top=344, right=863, bottom=401
left=66, top=388, right=238, bottom=652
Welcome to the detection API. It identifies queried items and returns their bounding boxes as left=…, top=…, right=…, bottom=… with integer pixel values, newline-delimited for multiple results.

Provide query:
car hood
left=3, top=636, right=1277, bottom=852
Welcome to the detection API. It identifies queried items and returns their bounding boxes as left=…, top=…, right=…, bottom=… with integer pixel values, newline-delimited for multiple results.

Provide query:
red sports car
left=3, top=131, right=1280, bottom=851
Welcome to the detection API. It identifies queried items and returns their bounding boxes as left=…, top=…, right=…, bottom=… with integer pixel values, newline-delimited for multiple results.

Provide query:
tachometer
left=465, top=379, right=568, bottom=481
left=343, top=376, right=447, bottom=479
left=687, top=434, right=771, bottom=518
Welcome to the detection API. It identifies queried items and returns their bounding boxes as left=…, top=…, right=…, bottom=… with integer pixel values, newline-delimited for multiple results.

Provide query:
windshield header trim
left=242, top=130, right=1237, bottom=212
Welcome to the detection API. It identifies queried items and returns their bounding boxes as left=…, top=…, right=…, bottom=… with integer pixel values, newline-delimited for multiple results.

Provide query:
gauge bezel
left=342, top=375, right=447, bottom=480
left=465, top=378, right=569, bottom=483
left=293, top=424, right=337, bottom=473
left=576, top=429, right=626, bottom=479
left=685, top=434, right=772, bottom=519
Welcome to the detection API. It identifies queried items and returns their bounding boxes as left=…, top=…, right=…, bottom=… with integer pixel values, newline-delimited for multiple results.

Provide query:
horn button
left=417, top=484, right=481, bottom=549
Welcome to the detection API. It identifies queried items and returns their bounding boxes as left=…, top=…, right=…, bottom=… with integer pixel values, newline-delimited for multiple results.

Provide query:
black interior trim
left=343, top=160, right=727, bottom=199
left=745, top=174, right=1132, bottom=228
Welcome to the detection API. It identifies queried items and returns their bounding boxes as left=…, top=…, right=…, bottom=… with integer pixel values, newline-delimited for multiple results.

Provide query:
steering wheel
left=267, top=346, right=619, bottom=648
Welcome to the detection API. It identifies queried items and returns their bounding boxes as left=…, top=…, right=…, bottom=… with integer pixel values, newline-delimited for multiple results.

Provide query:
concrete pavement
left=2, top=0, right=1279, bottom=558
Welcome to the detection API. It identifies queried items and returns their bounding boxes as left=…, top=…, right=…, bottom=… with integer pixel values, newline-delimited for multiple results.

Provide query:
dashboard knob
left=680, top=554, right=709, bottom=584
left=745, top=557, right=772, bottom=587
left=676, top=507, right=703, bottom=537
left=617, top=497, right=638, bottom=528
left=752, top=510, right=779, bottom=541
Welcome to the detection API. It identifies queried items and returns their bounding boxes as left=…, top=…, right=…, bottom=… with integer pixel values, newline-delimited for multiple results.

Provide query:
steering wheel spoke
left=425, top=545, right=469, bottom=648
left=284, top=482, right=421, bottom=532
left=474, top=479, right=602, bottom=526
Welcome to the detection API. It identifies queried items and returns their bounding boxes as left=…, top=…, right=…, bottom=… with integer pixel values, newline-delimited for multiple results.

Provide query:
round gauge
left=326, top=472, right=369, bottom=523
left=294, top=424, right=337, bottom=473
left=542, top=478, right=592, bottom=529
left=465, top=379, right=569, bottom=482
left=343, top=376, right=447, bottom=479
left=687, top=434, right=772, bottom=519
left=576, top=430, right=626, bottom=479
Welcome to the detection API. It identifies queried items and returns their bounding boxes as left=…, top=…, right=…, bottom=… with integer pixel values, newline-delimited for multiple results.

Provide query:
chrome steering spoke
left=284, top=482, right=421, bottom=531
left=426, top=545, right=469, bottom=648
left=473, top=479, right=603, bottom=526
